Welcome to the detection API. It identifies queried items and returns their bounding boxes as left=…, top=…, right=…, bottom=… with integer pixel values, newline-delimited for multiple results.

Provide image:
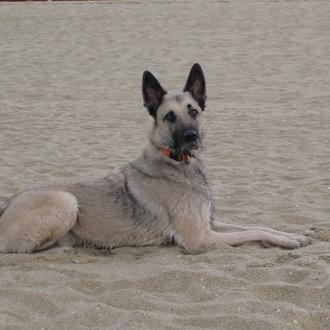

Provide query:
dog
left=0, top=63, right=310, bottom=253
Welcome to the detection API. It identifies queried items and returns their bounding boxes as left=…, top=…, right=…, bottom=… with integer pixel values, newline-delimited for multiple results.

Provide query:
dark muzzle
left=183, top=129, right=198, bottom=143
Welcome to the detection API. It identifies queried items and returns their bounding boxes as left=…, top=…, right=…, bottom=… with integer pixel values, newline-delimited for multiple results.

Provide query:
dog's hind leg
left=211, top=221, right=311, bottom=246
left=0, top=191, right=78, bottom=253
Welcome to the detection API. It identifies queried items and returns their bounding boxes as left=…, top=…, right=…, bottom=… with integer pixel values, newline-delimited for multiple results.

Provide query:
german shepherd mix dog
left=0, top=64, right=310, bottom=253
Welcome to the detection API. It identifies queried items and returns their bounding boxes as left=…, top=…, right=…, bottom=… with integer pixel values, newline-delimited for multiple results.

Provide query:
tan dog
left=0, top=64, right=310, bottom=253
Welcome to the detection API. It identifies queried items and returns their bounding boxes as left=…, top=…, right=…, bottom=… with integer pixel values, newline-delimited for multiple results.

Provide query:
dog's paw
left=303, top=228, right=316, bottom=237
left=294, top=234, right=312, bottom=246
left=283, top=239, right=302, bottom=249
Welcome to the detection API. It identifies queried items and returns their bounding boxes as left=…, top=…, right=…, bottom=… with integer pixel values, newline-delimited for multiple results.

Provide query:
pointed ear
left=142, top=71, right=167, bottom=118
left=183, top=63, right=206, bottom=110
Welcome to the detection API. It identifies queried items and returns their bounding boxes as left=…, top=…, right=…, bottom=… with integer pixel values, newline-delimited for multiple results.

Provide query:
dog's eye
left=164, top=111, right=176, bottom=123
left=188, top=108, right=198, bottom=119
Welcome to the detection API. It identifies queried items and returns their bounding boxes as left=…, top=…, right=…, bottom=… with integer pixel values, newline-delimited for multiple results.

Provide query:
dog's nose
left=184, top=130, right=198, bottom=142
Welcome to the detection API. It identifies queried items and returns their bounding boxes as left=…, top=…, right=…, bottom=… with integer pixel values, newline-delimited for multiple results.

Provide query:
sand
left=0, top=1, right=329, bottom=329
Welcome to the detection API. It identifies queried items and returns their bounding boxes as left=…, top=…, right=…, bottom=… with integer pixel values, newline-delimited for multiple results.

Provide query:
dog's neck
left=158, top=146, right=191, bottom=163
left=144, top=141, right=203, bottom=168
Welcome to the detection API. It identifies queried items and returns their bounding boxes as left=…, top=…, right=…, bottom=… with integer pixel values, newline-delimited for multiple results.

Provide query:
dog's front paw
left=294, top=234, right=312, bottom=247
left=284, top=239, right=302, bottom=249
left=303, top=227, right=316, bottom=237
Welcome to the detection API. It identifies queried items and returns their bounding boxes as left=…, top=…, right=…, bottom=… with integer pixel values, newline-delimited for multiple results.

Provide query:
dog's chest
left=137, top=175, right=212, bottom=222
left=127, top=160, right=213, bottom=225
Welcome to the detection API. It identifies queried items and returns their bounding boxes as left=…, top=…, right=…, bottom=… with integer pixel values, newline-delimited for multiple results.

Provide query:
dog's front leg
left=174, top=215, right=308, bottom=252
left=211, top=222, right=250, bottom=233
left=211, top=221, right=311, bottom=246
left=205, top=229, right=306, bottom=249
left=176, top=225, right=305, bottom=251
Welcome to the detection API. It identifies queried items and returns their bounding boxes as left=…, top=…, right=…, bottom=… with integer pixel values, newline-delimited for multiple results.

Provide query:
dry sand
left=0, top=1, right=329, bottom=329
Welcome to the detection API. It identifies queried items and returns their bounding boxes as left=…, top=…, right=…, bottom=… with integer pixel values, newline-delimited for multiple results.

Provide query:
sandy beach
left=0, top=1, right=329, bottom=329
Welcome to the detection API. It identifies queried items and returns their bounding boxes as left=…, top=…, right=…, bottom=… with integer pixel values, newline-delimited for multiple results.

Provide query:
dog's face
left=142, top=63, right=206, bottom=157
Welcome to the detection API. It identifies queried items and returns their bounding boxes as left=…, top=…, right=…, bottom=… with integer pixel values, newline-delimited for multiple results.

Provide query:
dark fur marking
left=188, top=107, right=198, bottom=119
left=197, top=167, right=209, bottom=185
left=124, top=178, right=135, bottom=203
left=142, top=70, right=167, bottom=119
left=123, top=173, right=163, bottom=229
left=183, top=63, right=206, bottom=111
left=123, top=176, right=141, bottom=221
left=130, top=162, right=155, bottom=179
left=164, top=111, right=176, bottom=123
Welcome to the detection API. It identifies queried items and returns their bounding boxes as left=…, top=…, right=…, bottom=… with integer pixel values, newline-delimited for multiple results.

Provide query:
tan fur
left=0, top=191, right=78, bottom=253
left=0, top=64, right=311, bottom=254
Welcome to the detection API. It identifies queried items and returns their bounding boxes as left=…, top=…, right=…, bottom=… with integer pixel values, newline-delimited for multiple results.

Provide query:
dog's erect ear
left=183, top=63, right=206, bottom=110
left=142, top=71, right=167, bottom=118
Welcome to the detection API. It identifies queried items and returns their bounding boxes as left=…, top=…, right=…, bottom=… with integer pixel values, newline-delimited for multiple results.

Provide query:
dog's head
left=142, top=63, right=206, bottom=159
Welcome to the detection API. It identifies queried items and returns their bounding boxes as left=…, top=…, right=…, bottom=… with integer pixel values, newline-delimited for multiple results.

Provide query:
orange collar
left=159, top=147, right=191, bottom=162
